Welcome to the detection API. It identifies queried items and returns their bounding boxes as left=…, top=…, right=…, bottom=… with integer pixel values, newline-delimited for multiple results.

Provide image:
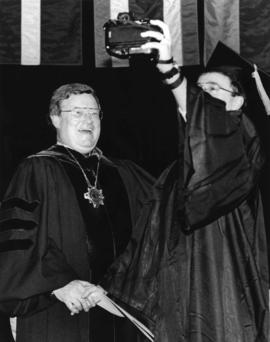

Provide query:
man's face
left=51, top=93, right=101, bottom=154
left=197, top=72, right=241, bottom=110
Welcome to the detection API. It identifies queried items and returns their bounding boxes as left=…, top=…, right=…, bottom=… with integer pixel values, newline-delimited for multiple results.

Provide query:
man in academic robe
left=0, top=83, right=154, bottom=342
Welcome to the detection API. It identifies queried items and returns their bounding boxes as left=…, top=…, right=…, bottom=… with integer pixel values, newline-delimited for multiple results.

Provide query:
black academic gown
left=0, top=145, right=154, bottom=342
left=105, top=84, right=269, bottom=342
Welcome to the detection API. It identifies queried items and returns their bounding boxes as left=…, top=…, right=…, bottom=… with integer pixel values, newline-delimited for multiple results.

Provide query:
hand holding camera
left=140, top=19, right=173, bottom=64
left=104, top=12, right=164, bottom=59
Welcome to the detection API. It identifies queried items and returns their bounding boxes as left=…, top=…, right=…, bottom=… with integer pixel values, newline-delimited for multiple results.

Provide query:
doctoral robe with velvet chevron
left=0, top=145, right=154, bottom=342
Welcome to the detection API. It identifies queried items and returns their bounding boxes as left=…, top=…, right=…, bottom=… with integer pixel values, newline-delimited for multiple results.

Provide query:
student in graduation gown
left=103, top=20, right=269, bottom=342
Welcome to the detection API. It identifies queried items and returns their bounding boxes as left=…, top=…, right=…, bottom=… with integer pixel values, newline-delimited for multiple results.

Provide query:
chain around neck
left=62, top=145, right=105, bottom=208
left=63, top=146, right=101, bottom=189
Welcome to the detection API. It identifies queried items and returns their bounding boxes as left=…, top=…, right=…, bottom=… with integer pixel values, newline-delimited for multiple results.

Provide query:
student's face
left=197, top=72, right=241, bottom=110
left=51, top=93, right=101, bottom=154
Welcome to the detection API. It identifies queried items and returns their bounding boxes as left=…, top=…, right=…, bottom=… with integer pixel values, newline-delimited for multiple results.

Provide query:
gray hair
left=48, top=83, right=101, bottom=123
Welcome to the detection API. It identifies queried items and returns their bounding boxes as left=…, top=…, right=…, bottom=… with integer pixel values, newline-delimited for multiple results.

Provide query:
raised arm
left=141, top=20, right=188, bottom=120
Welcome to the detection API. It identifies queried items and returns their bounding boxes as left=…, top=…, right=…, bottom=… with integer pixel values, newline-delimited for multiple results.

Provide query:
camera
left=104, top=12, right=162, bottom=58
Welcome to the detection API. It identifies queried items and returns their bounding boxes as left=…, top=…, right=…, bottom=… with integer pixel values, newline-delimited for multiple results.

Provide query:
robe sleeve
left=0, top=157, right=77, bottom=316
left=114, top=159, right=155, bottom=226
left=183, top=84, right=265, bottom=230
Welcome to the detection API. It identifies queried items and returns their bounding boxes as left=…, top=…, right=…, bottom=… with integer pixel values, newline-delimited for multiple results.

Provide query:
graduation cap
left=206, top=41, right=270, bottom=116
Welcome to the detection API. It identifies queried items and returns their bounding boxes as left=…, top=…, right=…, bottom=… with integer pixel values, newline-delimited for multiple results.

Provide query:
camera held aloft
left=104, top=12, right=161, bottom=59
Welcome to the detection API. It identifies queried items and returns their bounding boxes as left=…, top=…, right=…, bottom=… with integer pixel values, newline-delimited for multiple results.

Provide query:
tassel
left=252, top=64, right=270, bottom=115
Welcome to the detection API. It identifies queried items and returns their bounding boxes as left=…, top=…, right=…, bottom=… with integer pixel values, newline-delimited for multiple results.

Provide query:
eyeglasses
left=197, top=82, right=236, bottom=95
left=61, top=107, right=102, bottom=119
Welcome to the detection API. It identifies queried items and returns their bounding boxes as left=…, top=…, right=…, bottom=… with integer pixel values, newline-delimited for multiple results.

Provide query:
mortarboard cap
left=206, top=42, right=270, bottom=118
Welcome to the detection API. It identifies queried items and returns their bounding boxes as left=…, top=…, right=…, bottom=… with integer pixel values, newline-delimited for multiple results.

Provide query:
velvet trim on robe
left=0, top=147, right=154, bottom=342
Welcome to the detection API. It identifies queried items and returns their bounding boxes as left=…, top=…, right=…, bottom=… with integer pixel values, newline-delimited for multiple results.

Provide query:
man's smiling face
left=51, top=93, right=101, bottom=154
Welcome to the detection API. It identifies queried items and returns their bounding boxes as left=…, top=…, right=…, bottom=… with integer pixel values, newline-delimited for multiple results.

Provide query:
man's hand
left=140, top=19, right=187, bottom=116
left=140, top=20, right=173, bottom=67
left=52, top=280, right=97, bottom=315
left=82, top=285, right=107, bottom=304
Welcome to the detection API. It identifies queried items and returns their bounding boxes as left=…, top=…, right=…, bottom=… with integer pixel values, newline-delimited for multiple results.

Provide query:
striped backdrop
left=1, top=0, right=270, bottom=72
left=93, top=0, right=200, bottom=68
left=204, top=0, right=270, bottom=73
left=0, top=0, right=82, bottom=65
